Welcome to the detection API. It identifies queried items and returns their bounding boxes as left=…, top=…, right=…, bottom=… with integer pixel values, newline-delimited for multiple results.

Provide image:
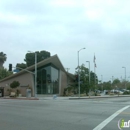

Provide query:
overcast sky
left=0, top=0, right=130, bottom=82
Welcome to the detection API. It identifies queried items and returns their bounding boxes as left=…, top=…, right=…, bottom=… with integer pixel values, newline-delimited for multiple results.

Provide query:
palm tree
left=0, top=52, right=7, bottom=68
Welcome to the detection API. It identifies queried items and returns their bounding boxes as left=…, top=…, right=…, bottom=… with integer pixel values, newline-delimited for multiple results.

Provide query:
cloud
left=0, top=0, right=130, bottom=81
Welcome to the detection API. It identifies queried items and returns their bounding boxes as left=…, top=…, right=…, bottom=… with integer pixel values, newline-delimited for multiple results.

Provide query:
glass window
left=36, top=64, right=59, bottom=94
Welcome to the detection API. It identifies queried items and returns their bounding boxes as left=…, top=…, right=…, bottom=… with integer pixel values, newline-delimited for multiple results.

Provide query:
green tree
left=0, top=68, right=13, bottom=80
left=16, top=63, right=27, bottom=71
left=103, top=81, right=111, bottom=90
left=24, top=50, right=51, bottom=67
left=10, top=81, right=20, bottom=89
left=112, top=79, right=120, bottom=86
left=0, top=52, right=7, bottom=68
left=90, top=71, right=98, bottom=90
left=75, top=64, right=98, bottom=94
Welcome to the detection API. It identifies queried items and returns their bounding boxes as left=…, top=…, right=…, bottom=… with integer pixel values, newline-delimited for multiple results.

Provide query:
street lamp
left=78, top=47, right=86, bottom=98
left=28, top=51, right=37, bottom=97
left=122, top=66, right=126, bottom=89
left=101, top=75, right=103, bottom=91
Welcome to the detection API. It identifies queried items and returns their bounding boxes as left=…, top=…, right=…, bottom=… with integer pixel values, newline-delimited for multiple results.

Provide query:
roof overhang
left=0, top=54, right=66, bottom=82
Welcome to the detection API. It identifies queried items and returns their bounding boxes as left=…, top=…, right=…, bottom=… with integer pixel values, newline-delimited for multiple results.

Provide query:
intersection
left=0, top=97, right=130, bottom=130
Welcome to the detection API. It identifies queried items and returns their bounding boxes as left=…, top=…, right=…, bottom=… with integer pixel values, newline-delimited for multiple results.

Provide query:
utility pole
left=101, top=75, right=103, bottom=91
left=78, top=48, right=86, bottom=98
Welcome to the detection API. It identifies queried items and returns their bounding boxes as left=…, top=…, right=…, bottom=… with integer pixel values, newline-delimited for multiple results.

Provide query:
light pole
left=122, top=67, right=126, bottom=89
left=78, top=47, right=85, bottom=98
left=28, top=51, right=37, bottom=97
left=101, top=75, right=103, bottom=91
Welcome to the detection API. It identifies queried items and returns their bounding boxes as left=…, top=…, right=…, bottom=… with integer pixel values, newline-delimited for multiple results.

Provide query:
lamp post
left=101, top=75, right=103, bottom=91
left=28, top=51, right=37, bottom=97
left=78, top=47, right=86, bottom=98
left=122, top=67, right=126, bottom=89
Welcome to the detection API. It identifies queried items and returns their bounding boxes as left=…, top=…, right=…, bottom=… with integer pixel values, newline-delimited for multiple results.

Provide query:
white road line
left=93, top=105, right=130, bottom=130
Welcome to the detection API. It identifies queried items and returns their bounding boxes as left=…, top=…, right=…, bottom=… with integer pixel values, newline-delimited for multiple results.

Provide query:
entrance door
left=0, top=88, right=4, bottom=97
left=47, top=83, right=53, bottom=94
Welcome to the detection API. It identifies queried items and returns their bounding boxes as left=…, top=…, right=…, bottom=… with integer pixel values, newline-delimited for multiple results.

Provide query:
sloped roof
left=0, top=54, right=67, bottom=82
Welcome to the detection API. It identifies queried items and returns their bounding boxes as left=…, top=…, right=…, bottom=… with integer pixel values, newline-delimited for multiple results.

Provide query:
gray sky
left=0, top=0, right=130, bottom=82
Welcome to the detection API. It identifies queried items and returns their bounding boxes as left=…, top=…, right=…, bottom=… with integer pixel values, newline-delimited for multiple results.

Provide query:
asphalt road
left=0, top=97, right=130, bottom=130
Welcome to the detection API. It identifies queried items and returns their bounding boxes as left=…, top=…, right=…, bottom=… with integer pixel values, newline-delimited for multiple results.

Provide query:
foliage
left=24, top=50, right=51, bottom=67
left=0, top=52, right=7, bottom=63
left=112, top=79, right=120, bottom=85
left=127, top=85, right=130, bottom=90
left=16, top=89, right=20, bottom=96
left=16, top=63, right=27, bottom=71
left=10, top=81, right=20, bottom=89
left=72, top=64, right=98, bottom=94
left=112, top=79, right=120, bottom=88
left=102, top=81, right=111, bottom=90
left=0, top=52, right=7, bottom=67
left=123, top=91, right=130, bottom=95
left=0, top=68, right=13, bottom=80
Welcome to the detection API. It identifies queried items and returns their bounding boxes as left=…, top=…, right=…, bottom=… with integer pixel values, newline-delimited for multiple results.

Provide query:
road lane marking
left=93, top=105, right=130, bottom=130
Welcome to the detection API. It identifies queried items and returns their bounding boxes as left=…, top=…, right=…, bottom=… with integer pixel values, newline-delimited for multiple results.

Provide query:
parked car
left=118, top=90, right=123, bottom=94
left=111, top=89, right=118, bottom=93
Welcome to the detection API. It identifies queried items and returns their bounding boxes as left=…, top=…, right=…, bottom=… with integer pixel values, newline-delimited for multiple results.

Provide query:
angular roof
left=0, top=54, right=67, bottom=82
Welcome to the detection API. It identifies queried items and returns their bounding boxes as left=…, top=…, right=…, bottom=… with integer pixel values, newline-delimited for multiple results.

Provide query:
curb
left=1, top=97, right=39, bottom=100
left=69, top=95, right=130, bottom=100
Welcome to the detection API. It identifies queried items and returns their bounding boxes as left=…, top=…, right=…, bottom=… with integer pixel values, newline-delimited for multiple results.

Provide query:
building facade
left=0, top=55, right=73, bottom=97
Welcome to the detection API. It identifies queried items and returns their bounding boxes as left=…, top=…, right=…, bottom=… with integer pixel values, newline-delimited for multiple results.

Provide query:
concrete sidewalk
left=1, top=95, right=130, bottom=100
left=69, top=95, right=130, bottom=100
left=1, top=96, right=39, bottom=100
left=38, top=95, right=130, bottom=100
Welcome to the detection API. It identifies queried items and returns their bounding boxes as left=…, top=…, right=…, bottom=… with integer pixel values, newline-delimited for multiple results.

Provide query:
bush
left=10, top=81, right=20, bottom=89
left=123, top=91, right=130, bottom=95
left=16, top=89, right=20, bottom=96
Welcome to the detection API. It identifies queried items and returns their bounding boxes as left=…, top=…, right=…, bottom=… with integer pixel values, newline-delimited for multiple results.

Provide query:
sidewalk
left=69, top=95, right=130, bottom=100
left=38, top=94, right=130, bottom=100
left=1, top=95, right=130, bottom=100
left=1, top=96, right=39, bottom=100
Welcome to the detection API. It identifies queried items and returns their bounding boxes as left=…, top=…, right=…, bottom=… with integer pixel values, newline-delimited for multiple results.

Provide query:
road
left=0, top=97, right=130, bottom=130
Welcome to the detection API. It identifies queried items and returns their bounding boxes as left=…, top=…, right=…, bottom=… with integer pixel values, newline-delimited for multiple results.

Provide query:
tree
left=74, top=64, right=98, bottom=94
left=0, top=52, right=7, bottom=68
left=24, top=50, right=51, bottom=67
left=90, top=71, right=98, bottom=90
left=112, top=79, right=120, bottom=86
left=16, top=63, right=27, bottom=71
left=110, top=78, right=121, bottom=89
left=0, top=68, right=13, bottom=80
left=102, top=81, right=111, bottom=90
left=10, top=81, right=20, bottom=89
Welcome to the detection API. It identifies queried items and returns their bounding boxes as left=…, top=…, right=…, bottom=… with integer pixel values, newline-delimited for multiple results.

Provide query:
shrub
left=123, top=91, right=130, bottom=95
left=10, top=81, right=20, bottom=89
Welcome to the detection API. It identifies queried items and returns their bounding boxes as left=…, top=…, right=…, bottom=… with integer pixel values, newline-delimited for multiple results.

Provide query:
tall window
left=36, top=64, right=59, bottom=94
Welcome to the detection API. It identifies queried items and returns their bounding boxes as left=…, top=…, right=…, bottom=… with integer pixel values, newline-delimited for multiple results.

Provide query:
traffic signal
left=9, top=64, right=12, bottom=71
